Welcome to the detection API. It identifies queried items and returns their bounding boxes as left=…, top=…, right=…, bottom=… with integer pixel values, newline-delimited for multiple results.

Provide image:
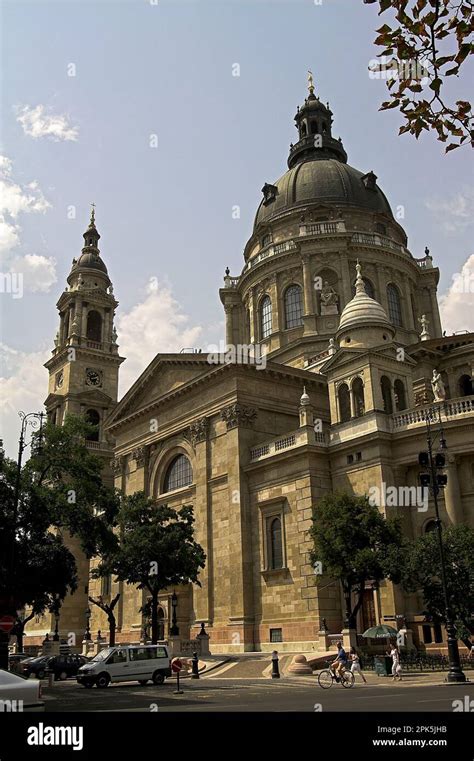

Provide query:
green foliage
left=309, top=491, right=404, bottom=627
left=92, top=491, right=206, bottom=643
left=367, top=1, right=473, bottom=152
left=401, top=524, right=474, bottom=640
left=0, top=414, right=119, bottom=615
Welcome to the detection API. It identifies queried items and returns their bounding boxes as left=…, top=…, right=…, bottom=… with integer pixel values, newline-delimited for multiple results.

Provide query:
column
left=302, top=254, right=313, bottom=316
left=443, top=455, right=464, bottom=525
left=429, top=287, right=442, bottom=337
left=224, top=304, right=234, bottom=349
left=269, top=274, right=280, bottom=334
left=402, top=274, right=415, bottom=330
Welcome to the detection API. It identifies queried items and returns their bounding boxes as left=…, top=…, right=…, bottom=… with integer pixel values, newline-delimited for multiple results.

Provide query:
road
left=41, top=675, right=474, bottom=712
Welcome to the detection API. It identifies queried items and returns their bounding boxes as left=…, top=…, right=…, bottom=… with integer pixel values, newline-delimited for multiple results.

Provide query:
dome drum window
left=261, top=183, right=278, bottom=206
left=260, top=296, right=272, bottom=339
left=284, top=285, right=303, bottom=330
left=387, top=284, right=403, bottom=327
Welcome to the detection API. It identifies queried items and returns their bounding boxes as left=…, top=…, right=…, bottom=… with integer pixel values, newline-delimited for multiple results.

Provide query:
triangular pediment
left=320, top=343, right=417, bottom=374
left=107, top=354, right=217, bottom=427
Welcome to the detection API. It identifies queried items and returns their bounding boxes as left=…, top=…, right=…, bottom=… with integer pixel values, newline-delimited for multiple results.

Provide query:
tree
left=92, top=492, right=206, bottom=644
left=88, top=594, right=120, bottom=646
left=309, top=492, right=404, bottom=629
left=365, top=0, right=473, bottom=152
left=0, top=415, right=119, bottom=647
left=400, top=524, right=474, bottom=648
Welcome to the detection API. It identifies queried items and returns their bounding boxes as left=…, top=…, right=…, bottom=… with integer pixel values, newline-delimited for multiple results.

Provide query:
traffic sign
left=172, top=658, right=182, bottom=673
left=0, top=615, right=15, bottom=634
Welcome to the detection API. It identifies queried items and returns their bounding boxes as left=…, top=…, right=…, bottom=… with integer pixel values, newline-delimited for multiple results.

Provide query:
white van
left=76, top=645, right=171, bottom=688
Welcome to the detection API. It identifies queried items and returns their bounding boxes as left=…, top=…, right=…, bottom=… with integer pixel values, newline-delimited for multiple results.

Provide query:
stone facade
left=25, top=85, right=474, bottom=654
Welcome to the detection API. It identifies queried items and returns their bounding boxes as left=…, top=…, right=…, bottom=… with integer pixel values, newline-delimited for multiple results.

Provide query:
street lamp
left=53, top=610, right=60, bottom=642
left=170, top=591, right=179, bottom=636
left=84, top=607, right=92, bottom=641
left=418, top=406, right=465, bottom=683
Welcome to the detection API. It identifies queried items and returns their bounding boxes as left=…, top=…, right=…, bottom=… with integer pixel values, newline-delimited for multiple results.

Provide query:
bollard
left=47, top=670, right=54, bottom=688
left=271, top=650, right=280, bottom=679
left=191, top=651, right=199, bottom=679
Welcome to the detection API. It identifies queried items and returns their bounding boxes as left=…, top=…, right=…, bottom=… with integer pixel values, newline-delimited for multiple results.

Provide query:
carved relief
left=221, top=404, right=257, bottom=430
left=111, top=456, right=125, bottom=475
left=132, top=446, right=148, bottom=467
left=188, top=417, right=209, bottom=445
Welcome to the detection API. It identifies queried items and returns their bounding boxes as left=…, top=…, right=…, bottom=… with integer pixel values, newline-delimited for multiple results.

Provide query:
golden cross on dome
left=307, top=70, right=315, bottom=95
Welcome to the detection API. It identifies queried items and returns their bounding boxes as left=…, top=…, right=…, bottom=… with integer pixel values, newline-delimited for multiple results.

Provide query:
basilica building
left=27, top=82, right=474, bottom=653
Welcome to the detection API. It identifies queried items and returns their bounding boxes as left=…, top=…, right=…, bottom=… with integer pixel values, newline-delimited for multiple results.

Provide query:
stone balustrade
left=392, top=396, right=474, bottom=431
left=299, top=220, right=346, bottom=236
left=250, top=427, right=327, bottom=462
left=351, top=231, right=408, bottom=255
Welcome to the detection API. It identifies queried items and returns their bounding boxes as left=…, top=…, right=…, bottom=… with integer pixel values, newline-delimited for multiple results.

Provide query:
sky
left=1, top=0, right=473, bottom=457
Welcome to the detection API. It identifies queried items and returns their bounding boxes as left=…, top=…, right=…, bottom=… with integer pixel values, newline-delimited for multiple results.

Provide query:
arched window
left=157, top=607, right=165, bottom=641
left=284, top=285, right=303, bottom=329
left=260, top=296, right=272, bottom=339
left=394, top=379, right=407, bottom=411
left=322, top=121, right=327, bottom=134
left=387, top=284, right=403, bottom=327
left=338, top=383, right=351, bottom=423
left=381, top=376, right=393, bottom=413
left=85, top=409, right=100, bottom=441
left=163, top=454, right=193, bottom=493
left=270, top=517, right=283, bottom=570
left=86, top=310, right=102, bottom=342
left=352, top=378, right=365, bottom=417
left=310, top=121, right=318, bottom=135
left=351, top=277, right=375, bottom=300
left=458, top=374, right=473, bottom=397
left=424, top=520, right=438, bottom=534
left=301, top=122, right=307, bottom=137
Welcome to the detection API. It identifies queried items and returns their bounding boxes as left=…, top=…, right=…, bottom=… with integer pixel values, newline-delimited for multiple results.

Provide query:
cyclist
left=330, top=641, right=347, bottom=681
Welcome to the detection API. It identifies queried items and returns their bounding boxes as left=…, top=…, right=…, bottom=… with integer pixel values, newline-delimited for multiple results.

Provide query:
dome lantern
left=288, top=73, right=348, bottom=168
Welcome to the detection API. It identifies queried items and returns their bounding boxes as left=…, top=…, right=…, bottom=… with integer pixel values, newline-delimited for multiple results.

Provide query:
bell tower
left=37, top=206, right=125, bottom=646
left=44, top=205, right=124, bottom=444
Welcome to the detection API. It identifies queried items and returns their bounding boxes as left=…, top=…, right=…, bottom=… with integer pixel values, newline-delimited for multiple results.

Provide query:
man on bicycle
left=331, top=641, right=347, bottom=681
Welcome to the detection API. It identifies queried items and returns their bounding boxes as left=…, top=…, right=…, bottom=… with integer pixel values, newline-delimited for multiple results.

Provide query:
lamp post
left=418, top=406, right=465, bottom=683
left=84, top=607, right=92, bottom=642
left=170, top=592, right=179, bottom=636
left=53, top=611, right=60, bottom=642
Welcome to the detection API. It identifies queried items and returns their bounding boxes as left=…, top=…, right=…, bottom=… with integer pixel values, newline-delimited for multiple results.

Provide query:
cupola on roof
left=337, top=261, right=393, bottom=335
left=254, top=74, right=393, bottom=230
left=69, top=205, right=109, bottom=277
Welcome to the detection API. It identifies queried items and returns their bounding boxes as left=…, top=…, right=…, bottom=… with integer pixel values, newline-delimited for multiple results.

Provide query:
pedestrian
left=349, top=647, right=367, bottom=683
left=388, top=643, right=402, bottom=681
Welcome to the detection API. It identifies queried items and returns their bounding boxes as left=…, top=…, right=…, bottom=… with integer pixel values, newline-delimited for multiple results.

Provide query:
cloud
left=0, top=343, right=50, bottom=458
left=117, top=278, right=204, bottom=396
left=9, top=253, right=57, bottom=293
left=439, top=254, right=474, bottom=335
left=425, top=188, right=474, bottom=234
left=15, top=105, right=79, bottom=142
left=0, top=155, right=55, bottom=292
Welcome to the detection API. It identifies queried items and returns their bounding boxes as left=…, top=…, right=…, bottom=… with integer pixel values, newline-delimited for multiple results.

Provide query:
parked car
left=0, top=669, right=44, bottom=711
left=77, top=644, right=171, bottom=688
left=8, top=653, right=30, bottom=674
left=22, top=654, right=89, bottom=680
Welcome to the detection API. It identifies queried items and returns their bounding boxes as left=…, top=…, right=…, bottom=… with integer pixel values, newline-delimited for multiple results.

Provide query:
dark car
left=22, top=654, right=89, bottom=680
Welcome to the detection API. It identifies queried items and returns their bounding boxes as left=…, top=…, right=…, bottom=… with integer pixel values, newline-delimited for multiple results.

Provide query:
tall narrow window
left=381, top=376, right=393, bottom=413
left=284, top=285, right=303, bottom=329
left=260, top=296, right=272, bottom=339
left=86, top=310, right=102, bottom=342
left=163, top=454, right=193, bottom=492
left=459, top=374, right=473, bottom=396
left=352, top=378, right=365, bottom=417
left=387, top=284, right=403, bottom=327
left=394, top=379, right=407, bottom=411
left=338, top=383, right=351, bottom=423
left=269, top=517, right=283, bottom=570
left=85, top=409, right=100, bottom=441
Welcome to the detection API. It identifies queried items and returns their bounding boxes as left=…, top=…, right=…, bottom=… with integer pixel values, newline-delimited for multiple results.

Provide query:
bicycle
left=317, top=663, right=355, bottom=689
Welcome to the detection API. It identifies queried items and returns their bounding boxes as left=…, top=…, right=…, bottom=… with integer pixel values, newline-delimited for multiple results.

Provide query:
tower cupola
left=288, top=71, right=347, bottom=168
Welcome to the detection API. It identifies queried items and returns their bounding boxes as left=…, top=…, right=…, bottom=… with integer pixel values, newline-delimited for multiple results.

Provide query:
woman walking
left=349, top=647, right=367, bottom=684
left=388, top=643, right=402, bottom=681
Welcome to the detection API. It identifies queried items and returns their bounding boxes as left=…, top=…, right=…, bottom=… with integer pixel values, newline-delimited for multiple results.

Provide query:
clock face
left=86, top=368, right=102, bottom=387
left=55, top=370, right=64, bottom=389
